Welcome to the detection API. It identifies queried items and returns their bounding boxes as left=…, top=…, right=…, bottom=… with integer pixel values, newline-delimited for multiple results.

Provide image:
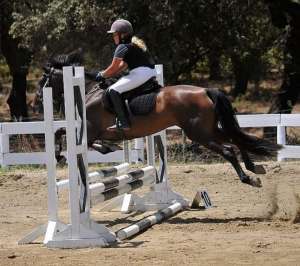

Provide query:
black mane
left=49, top=48, right=83, bottom=69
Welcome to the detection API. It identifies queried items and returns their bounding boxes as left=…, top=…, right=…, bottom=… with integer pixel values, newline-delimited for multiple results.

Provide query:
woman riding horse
left=35, top=38, right=282, bottom=188
left=96, top=19, right=156, bottom=131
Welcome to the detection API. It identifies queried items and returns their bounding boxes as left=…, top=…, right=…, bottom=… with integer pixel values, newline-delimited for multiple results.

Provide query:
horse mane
left=49, top=48, right=83, bottom=69
left=47, top=48, right=98, bottom=84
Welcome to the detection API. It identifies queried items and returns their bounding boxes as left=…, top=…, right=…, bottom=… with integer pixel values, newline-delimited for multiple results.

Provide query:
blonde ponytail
left=131, top=36, right=147, bottom=51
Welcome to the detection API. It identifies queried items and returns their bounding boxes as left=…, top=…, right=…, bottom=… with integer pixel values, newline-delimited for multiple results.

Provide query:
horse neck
left=85, top=81, right=105, bottom=106
left=85, top=79, right=98, bottom=94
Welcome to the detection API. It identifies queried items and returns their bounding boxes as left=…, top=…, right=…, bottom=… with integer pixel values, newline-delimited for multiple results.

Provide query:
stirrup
left=107, top=125, right=130, bottom=132
left=107, top=119, right=130, bottom=132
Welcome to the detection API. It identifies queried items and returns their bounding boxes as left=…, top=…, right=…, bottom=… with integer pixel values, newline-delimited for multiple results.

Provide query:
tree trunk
left=208, top=51, right=222, bottom=80
left=1, top=2, right=31, bottom=121
left=231, top=57, right=249, bottom=96
left=264, top=0, right=300, bottom=140
left=264, top=71, right=300, bottom=139
left=7, top=71, right=28, bottom=120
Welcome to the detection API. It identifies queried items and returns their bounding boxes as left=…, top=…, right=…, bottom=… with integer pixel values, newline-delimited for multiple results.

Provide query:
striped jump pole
left=89, top=163, right=130, bottom=182
left=116, top=202, right=183, bottom=240
left=89, top=166, right=155, bottom=195
left=56, top=162, right=130, bottom=190
left=92, top=172, right=155, bottom=205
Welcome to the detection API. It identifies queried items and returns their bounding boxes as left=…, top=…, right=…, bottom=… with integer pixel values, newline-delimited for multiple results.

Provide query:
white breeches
left=108, top=66, right=156, bottom=94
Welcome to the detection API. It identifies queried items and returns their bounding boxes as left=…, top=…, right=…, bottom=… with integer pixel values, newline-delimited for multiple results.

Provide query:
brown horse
left=34, top=55, right=281, bottom=188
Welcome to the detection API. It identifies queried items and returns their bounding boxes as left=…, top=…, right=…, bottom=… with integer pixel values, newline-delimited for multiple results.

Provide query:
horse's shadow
left=98, top=210, right=268, bottom=227
left=96, top=213, right=270, bottom=248
left=166, top=216, right=268, bottom=225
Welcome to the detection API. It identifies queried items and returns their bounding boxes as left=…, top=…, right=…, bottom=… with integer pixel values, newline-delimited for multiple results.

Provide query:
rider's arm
left=101, top=58, right=128, bottom=78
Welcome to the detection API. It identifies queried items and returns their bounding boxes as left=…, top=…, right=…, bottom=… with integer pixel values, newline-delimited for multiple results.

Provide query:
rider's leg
left=108, top=89, right=131, bottom=130
left=107, top=67, right=156, bottom=130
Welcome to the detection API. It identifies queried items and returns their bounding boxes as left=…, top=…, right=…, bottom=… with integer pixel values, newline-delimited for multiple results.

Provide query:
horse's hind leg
left=213, top=129, right=266, bottom=175
left=203, top=140, right=262, bottom=187
left=181, top=122, right=257, bottom=185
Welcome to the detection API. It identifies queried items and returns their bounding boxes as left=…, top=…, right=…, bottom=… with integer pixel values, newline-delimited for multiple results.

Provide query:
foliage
left=6, top=0, right=283, bottom=88
left=9, top=0, right=112, bottom=64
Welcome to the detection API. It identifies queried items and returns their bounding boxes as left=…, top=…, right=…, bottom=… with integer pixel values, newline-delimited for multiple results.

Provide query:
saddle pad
left=128, top=92, right=158, bottom=115
left=102, top=78, right=160, bottom=116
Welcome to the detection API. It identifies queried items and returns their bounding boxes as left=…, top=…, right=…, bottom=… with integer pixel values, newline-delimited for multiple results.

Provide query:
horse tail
left=206, top=88, right=282, bottom=156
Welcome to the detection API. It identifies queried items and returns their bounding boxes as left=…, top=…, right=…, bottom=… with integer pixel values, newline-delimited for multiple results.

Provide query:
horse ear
left=43, top=65, right=51, bottom=73
left=67, top=48, right=83, bottom=65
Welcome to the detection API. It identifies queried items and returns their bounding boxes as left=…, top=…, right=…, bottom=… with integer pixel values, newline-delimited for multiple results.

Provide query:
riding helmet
left=107, top=19, right=133, bottom=35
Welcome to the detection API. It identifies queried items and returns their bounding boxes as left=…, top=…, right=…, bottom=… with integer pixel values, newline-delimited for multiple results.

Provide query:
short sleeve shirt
left=113, top=43, right=155, bottom=70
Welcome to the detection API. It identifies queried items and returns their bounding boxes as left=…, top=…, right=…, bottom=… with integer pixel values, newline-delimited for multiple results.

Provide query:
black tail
left=207, top=89, right=282, bottom=156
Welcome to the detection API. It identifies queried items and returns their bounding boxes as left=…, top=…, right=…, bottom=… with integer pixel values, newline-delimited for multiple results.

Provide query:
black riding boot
left=108, top=90, right=131, bottom=131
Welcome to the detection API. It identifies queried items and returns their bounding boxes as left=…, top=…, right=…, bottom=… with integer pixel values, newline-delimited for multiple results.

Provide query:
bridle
left=33, top=67, right=64, bottom=114
left=34, top=66, right=113, bottom=114
left=37, top=67, right=54, bottom=101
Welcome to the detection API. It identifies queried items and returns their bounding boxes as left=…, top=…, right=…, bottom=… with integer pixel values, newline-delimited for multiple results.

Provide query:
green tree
left=10, top=0, right=112, bottom=65
left=9, top=0, right=281, bottom=97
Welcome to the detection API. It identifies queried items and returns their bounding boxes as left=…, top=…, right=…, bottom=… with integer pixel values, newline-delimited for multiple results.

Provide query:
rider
left=96, top=19, right=156, bottom=131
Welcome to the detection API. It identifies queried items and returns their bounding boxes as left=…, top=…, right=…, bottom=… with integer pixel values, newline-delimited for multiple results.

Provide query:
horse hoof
left=92, top=143, right=110, bottom=154
left=56, top=155, right=67, bottom=166
left=242, top=177, right=262, bottom=188
left=253, top=165, right=266, bottom=175
left=245, top=164, right=266, bottom=175
left=250, top=177, right=262, bottom=187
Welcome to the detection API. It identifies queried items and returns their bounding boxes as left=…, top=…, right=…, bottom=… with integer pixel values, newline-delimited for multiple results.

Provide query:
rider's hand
left=95, top=71, right=105, bottom=82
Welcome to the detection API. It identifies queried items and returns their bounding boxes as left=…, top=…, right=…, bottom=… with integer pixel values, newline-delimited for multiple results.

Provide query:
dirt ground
left=0, top=161, right=300, bottom=266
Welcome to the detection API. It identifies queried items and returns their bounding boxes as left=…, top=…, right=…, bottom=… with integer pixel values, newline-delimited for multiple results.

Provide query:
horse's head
left=32, top=64, right=65, bottom=114
left=33, top=49, right=83, bottom=114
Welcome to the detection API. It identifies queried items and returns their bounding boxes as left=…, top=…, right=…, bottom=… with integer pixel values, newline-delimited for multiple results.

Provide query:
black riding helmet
left=107, top=19, right=133, bottom=43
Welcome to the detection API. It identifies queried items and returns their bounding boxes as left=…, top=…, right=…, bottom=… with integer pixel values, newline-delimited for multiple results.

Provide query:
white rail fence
left=169, top=113, right=300, bottom=162
left=0, top=121, right=144, bottom=166
left=238, top=114, right=300, bottom=161
left=1, top=113, right=299, bottom=166
left=0, top=64, right=164, bottom=167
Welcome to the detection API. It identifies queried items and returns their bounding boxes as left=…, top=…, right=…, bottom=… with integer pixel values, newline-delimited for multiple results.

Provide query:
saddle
left=102, top=77, right=162, bottom=116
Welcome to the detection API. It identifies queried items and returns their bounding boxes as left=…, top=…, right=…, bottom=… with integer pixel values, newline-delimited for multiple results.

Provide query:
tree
left=10, top=0, right=112, bottom=64
left=211, top=0, right=278, bottom=96
left=0, top=1, right=33, bottom=120
left=263, top=0, right=300, bottom=139
left=9, top=0, right=281, bottom=97
left=265, top=0, right=300, bottom=114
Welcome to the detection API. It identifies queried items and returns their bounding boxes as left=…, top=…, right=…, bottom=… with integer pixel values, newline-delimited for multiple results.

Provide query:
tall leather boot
left=108, top=90, right=131, bottom=131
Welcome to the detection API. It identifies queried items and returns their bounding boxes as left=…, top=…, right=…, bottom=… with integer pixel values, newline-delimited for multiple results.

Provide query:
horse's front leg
left=54, top=128, right=66, bottom=164
left=91, top=141, right=122, bottom=154
left=86, top=118, right=122, bottom=154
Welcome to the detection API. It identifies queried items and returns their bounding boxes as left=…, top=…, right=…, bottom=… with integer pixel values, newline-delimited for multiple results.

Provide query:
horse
left=34, top=52, right=281, bottom=188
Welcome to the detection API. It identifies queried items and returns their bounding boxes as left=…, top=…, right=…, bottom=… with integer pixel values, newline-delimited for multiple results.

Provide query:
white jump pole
left=56, top=162, right=131, bottom=190
left=117, top=201, right=183, bottom=240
